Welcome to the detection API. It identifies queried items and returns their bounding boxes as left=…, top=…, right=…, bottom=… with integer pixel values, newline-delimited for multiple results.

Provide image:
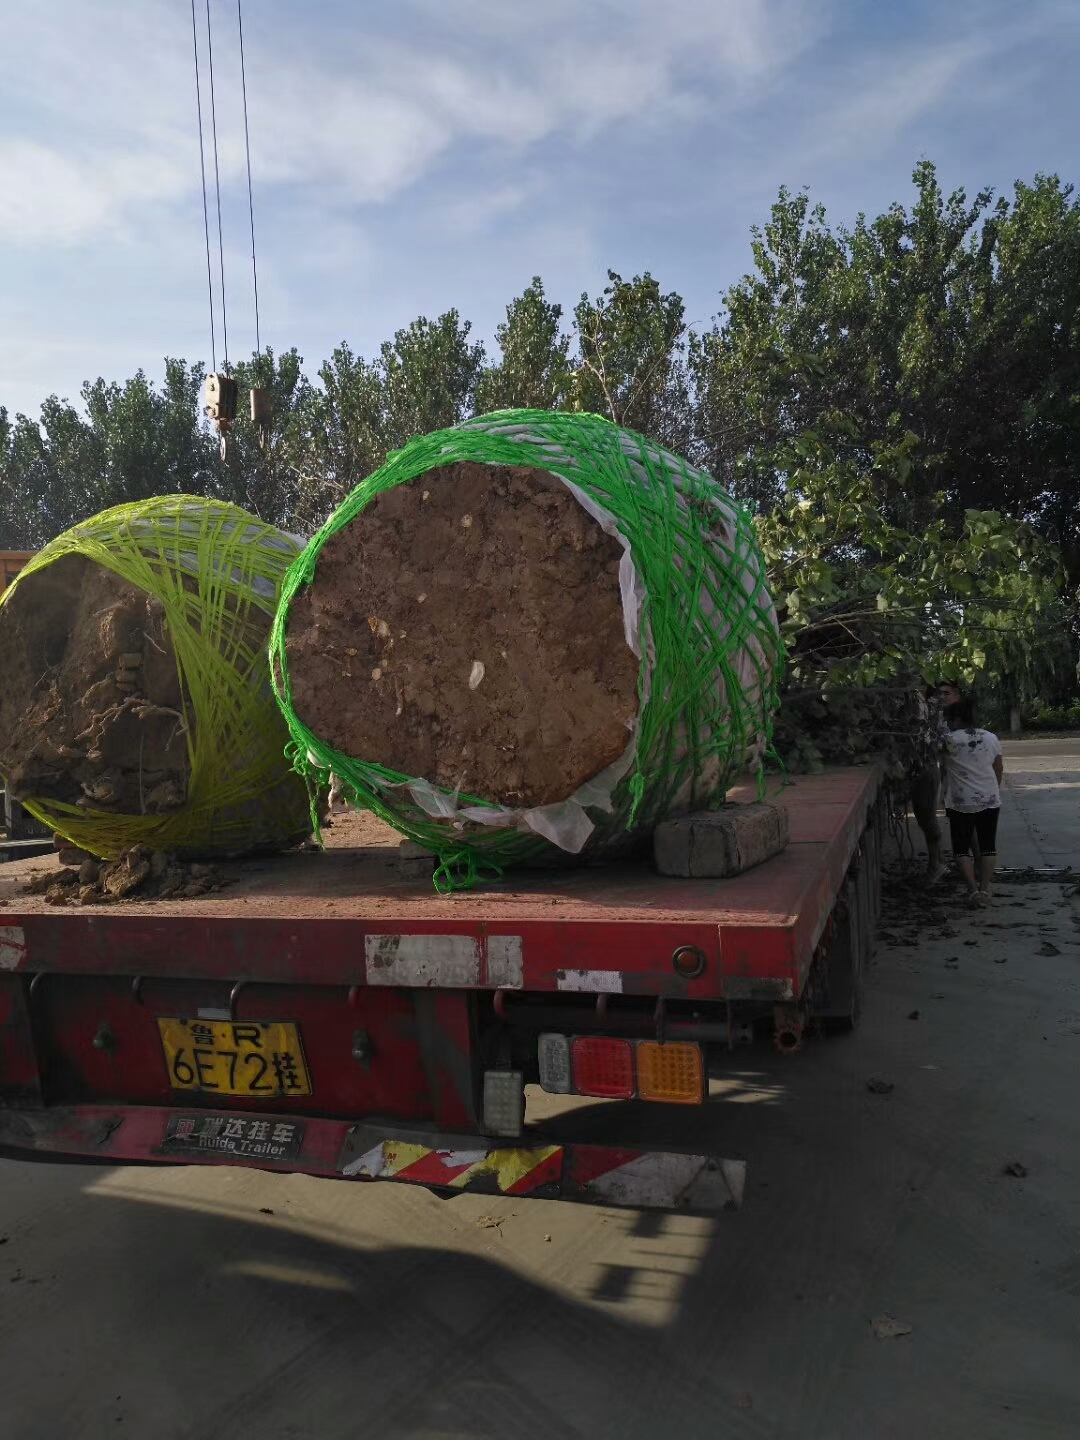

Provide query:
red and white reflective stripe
left=340, top=1133, right=745, bottom=1211
left=0, top=925, right=27, bottom=969
left=341, top=1139, right=563, bottom=1194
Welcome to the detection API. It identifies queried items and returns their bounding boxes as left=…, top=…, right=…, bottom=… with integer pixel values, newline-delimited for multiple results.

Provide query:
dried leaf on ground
left=871, top=1314, right=913, bottom=1339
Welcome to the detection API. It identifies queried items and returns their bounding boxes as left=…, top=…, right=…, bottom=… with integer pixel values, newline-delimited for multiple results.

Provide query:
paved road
left=998, top=735, right=1080, bottom=870
left=3, top=740, right=1080, bottom=1438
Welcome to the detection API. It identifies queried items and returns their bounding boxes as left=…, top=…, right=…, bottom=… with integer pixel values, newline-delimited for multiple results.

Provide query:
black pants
left=946, top=808, right=1000, bottom=857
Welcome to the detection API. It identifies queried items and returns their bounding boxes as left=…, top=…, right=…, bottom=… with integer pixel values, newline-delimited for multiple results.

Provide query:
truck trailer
left=0, top=768, right=882, bottom=1213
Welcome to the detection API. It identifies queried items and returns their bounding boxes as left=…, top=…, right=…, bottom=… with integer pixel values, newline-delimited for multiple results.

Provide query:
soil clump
left=0, top=554, right=189, bottom=815
left=285, top=462, right=639, bottom=808
left=24, top=843, right=225, bottom=905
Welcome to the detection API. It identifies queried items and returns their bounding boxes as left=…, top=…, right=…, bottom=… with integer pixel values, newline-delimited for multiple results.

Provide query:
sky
left=1, top=0, right=1078, bottom=420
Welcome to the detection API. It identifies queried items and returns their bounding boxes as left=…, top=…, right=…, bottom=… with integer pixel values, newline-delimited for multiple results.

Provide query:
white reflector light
left=537, top=1033, right=572, bottom=1094
left=483, top=1069, right=525, bottom=1137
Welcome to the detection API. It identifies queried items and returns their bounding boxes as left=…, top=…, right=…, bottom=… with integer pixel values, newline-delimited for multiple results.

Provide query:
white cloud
left=0, top=332, right=149, bottom=416
left=0, top=141, right=113, bottom=240
left=793, top=0, right=1080, bottom=172
left=800, top=35, right=993, bottom=165
left=401, top=0, right=820, bottom=81
left=0, top=0, right=823, bottom=246
left=438, top=182, right=542, bottom=239
left=0, top=138, right=193, bottom=244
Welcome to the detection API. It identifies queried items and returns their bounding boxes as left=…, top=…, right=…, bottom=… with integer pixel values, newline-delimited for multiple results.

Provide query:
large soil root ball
left=285, top=462, right=640, bottom=809
left=0, top=555, right=190, bottom=815
left=272, top=410, right=782, bottom=883
left=0, top=497, right=312, bottom=860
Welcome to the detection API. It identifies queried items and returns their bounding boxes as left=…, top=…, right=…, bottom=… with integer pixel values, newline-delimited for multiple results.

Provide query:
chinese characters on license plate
left=157, top=1018, right=312, bottom=1097
left=163, top=1114, right=306, bottom=1160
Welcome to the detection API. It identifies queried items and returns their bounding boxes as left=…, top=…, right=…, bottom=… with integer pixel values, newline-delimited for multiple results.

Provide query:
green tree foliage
left=1, top=401, right=99, bottom=547
left=683, top=160, right=1080, bottom=750
left=475, top=278, right=573, bottom=413
left=691, top=162, right=1080, bottom=570
left=81, top=360, right=213, bottom=508
left=573, top=271, right=692, bottom=454
left=298, top=344, right=387, bottom=530
left=283, top=312, right=486, bottom=530
left=758, top=432, right=1071, bottom=768
left=379, top=310, right=484, bottom=452
left=0, top=360, right=215, bottom=546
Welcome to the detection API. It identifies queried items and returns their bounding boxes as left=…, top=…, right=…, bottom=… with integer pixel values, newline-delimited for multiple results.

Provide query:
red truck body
left=0, top=768, right=882, bottom=1212
left=0, top=551, right=34, bottom=592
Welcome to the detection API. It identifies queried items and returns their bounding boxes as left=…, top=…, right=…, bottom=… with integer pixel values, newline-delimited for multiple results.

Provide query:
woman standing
left=942, top=696, right=1004, bottom=905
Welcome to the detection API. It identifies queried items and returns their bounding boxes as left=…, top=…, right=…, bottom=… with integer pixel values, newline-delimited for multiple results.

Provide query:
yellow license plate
left=157, top=1018, right=312, bottom=1097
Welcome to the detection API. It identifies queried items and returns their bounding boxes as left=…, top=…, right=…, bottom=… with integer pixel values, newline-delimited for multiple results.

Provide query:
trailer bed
left=0, top=768, right=879, bottom=1000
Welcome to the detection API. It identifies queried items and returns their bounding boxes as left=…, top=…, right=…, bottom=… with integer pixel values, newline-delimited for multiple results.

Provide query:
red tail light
left=570, top=1036, right=635, bottom=1099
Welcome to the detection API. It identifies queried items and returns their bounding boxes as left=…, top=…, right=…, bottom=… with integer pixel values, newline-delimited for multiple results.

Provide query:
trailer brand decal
left=162, top=1114, right=306, bottom=1160
left=0, top=925, right=27, bottom=970
left=364, top=934, right=525, bottom=989
left=556, top=968, right=624, bottom=993
left=338, top=1134, right=745, bottom=1210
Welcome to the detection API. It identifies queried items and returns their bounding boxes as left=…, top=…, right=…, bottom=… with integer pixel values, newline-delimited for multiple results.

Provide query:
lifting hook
left=204, top=373, right=238, bottom=461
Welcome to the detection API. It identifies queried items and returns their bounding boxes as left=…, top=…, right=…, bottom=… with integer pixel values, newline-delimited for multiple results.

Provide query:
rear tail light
left=569, top=1037, right=635, bottom=1099
left=635, top=1040, right=704, bottom=1104
left=538, top=1034, right=706, bottom=1104
left=537, top=1033, right=573, bottom=1094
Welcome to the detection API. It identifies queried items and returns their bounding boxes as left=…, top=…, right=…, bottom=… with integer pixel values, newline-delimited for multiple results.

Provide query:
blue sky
left=2, top=0, right=1078, bottom=419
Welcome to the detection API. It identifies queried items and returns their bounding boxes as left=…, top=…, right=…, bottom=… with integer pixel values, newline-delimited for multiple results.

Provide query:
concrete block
left=396, top=838, right=437, bottom=881
left=654, top=801, right=790, bottom=878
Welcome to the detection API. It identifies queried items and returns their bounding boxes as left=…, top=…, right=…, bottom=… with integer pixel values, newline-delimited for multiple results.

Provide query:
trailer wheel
left=812, top=864, right=868, bottom=1034
left=819, top=942, right=863, bottom=1034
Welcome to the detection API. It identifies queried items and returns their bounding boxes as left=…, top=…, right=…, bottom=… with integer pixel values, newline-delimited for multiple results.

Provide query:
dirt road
left=2, top=739, right=1079, bottom=1439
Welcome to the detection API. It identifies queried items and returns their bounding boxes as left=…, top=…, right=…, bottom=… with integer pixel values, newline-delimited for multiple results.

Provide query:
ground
left=998, top=735, right=1080, bottom=869
left=1, top=737, right=1078, bottom=1439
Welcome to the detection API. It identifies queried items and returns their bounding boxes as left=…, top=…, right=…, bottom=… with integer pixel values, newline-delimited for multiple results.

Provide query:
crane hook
left=250, top=385, right=272, bottom=451
left=204, top=373, right=238, bottom=462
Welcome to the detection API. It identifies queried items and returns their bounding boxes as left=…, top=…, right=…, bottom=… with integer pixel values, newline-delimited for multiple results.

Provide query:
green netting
left=270, top=410, right=784, bottom=889
left=1, top=495, right=311, bottom=859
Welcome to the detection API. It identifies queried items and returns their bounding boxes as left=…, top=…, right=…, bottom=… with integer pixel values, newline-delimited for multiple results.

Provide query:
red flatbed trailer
left=0, top=768, right=883, bottom=1212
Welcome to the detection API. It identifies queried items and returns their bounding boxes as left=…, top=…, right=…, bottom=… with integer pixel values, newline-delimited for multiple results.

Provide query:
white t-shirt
left=942, top=728, right=1002, bottom=812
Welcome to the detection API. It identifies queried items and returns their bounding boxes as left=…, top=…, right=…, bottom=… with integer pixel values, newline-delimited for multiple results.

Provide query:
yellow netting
left=1, top=495, right=311, bottom=859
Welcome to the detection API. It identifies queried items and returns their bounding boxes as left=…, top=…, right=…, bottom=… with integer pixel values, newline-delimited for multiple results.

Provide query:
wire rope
left=237, top=0, right=261, bottom=356
left=190, top=0, right=217, bottom=372
left=204, top=0, right=229, bottom=367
